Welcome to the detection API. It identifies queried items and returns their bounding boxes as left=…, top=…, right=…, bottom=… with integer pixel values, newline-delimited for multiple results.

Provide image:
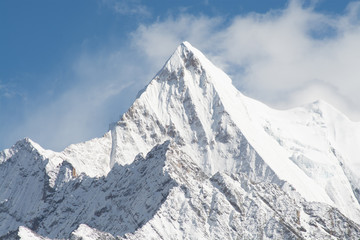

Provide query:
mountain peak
left=161, top=41, right=201, bottom=75
left=111, top=42, right=236, bottom=169
left=154, top=41, right=232, bottom=89
left=302, top=99, right=351, bottom=122
left=14, top=138, right=42, bottom=152
left=177, top=41, right=202, bottom=59
left=180, top=40, right=192, bottom=48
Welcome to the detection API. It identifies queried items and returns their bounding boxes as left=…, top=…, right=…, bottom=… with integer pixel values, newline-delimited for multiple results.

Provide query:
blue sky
left=1, top=0, right=359, bottom=151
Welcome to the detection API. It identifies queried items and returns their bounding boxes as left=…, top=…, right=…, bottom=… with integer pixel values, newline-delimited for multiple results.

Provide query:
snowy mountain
left=1, top=42, right=360, bottom=239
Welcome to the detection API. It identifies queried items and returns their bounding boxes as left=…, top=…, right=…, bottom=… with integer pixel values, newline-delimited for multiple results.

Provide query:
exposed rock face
left=1, top=42, right=360, bottom=239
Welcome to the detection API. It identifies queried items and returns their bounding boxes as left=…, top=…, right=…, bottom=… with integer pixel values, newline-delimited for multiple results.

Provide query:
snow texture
left=0, top=41, right=360, bottom=239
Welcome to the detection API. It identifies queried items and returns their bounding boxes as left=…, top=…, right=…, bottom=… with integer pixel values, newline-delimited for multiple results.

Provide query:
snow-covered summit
left=160, top=41, right=232, bottom=84
left=1, top=41, right=360, bottom=239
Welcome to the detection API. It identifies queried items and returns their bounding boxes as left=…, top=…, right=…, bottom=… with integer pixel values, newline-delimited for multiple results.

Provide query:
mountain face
left=1, top=42, right=360, bottom=239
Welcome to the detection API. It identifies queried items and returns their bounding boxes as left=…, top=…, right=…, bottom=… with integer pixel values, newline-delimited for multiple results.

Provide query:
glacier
left=0, top=41, right=360, bottom=239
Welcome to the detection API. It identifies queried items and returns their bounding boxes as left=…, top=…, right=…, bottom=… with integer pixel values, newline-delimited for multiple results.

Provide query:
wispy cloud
left=0, top=80, right=26, bottom=100
left=0, top=81, right=12, bottom=98
left=0, top=82, right=8, bottom=98
left=101, top=0, right=151, bottom=17
left=4, top=43, right=156, bottom=151
left=130, top=0, right=360, bottom=120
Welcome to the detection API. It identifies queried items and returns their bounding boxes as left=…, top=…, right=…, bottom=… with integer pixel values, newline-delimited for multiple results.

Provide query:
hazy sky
left=1, top=0, right=359, bottom=151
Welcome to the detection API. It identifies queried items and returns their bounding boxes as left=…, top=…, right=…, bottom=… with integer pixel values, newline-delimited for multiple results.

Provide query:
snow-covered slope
left=109, top=41, right=360, bottom=222
left=2, top=141, right=360, bottom=239
left=0, top=42, right=360, bottom=239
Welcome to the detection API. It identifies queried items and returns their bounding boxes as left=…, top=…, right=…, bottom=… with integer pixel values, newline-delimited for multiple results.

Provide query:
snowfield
left=1, top=42, right=359, bottom=239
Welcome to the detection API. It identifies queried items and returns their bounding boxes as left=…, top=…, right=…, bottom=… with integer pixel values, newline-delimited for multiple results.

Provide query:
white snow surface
left=1, top=41, right=360, bottom=239
left=109, top=41, right=360, bottom=222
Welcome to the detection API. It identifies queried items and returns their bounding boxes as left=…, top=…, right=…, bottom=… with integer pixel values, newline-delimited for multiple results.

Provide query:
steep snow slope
left=242, top=97, right=360, bottom=222
left=109, top=41, right=360, bottom=222
left=0, top=41, right=360, bottom=239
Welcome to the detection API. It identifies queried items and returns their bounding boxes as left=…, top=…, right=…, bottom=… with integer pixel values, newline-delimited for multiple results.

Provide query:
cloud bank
left=132, top=0, right=360, bottom=119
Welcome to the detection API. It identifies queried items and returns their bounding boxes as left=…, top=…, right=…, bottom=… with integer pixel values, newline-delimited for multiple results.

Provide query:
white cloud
left=131, top=15, right=223, bottom=68
left=130, top=0, right=360, bottom=120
